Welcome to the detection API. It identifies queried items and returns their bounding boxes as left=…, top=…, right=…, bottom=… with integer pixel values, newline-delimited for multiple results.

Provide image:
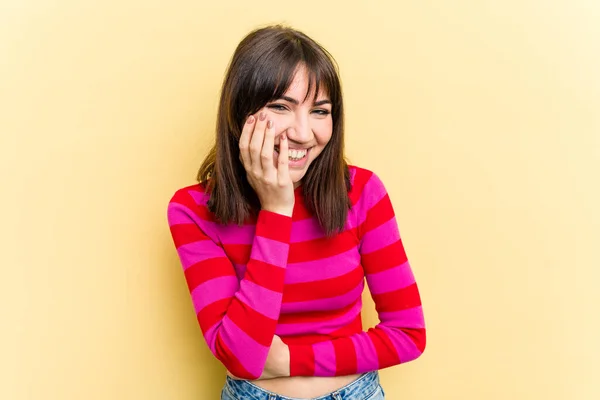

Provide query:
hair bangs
left=245, top=42, right=301, bottom=116
left=301, top=46, right=340, bottom=112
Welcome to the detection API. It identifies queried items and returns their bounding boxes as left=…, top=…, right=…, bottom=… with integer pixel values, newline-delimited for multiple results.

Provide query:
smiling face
left=260, top=65, right=333, bottom=187
left=204, top=25, right=348, bottom=233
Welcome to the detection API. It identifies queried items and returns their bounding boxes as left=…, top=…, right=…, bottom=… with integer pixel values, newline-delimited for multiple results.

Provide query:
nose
left=286, top=113, right=313, bottom=144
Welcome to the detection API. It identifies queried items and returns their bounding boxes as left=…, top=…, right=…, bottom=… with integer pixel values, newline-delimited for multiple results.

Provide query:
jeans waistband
left=224, top=370, right=380, bottom=400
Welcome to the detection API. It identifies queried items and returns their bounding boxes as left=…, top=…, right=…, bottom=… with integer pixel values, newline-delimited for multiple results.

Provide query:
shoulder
left=167, top=181, right=214, bottom=222
left=169, top=181, right=210, bottom=204
left=348, top=165, right=388, bottom=205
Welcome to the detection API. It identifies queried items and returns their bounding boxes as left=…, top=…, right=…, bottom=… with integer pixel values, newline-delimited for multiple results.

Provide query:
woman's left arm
left=287, top=171, right=426, bottom=377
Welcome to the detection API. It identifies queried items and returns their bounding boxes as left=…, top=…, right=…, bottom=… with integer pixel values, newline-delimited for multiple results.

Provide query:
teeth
left=274, top=147, right=308, bottom=160
left=289, top=149, right=307, bottom=159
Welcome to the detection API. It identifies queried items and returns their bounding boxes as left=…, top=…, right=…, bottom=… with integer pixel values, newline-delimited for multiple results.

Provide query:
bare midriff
left=227, top=372, right=362, bottom=398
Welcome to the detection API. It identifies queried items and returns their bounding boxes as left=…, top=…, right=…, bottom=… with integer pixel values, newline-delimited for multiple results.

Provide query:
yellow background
left=2, top=1, right=599, bottom=399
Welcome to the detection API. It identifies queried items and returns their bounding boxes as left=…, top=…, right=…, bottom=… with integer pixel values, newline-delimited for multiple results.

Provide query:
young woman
left=167, top=25, right=426, bottom=400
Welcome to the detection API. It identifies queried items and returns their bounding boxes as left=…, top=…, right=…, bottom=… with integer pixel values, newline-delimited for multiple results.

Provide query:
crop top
left=167, top=165, right=426, bottom=380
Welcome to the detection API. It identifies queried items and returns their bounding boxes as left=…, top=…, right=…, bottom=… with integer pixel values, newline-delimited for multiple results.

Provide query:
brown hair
left=197, top=25, right=351, bottom=236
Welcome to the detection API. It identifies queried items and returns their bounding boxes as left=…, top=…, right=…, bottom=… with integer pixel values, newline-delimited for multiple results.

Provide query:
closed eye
left=312, top=109, right=330, bottom=116
left=266, top=103, right=289, bottom=112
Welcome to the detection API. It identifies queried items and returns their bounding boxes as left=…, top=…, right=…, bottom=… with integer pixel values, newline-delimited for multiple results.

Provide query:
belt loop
left=268, top=394, right=277, bottom=400
left=332, top=392, right=343, bottom=400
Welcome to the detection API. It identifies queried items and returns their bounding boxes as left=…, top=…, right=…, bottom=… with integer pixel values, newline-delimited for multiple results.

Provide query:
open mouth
left=274, top=146, right=311, bottom=162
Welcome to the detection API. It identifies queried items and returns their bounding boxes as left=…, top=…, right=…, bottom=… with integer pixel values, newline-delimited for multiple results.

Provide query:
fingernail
left=247, top=116, right=255, bottom=124
left=267, top=120, right=273, bottom=129
left=281, top=133, right=287, bottom=140
left=259, top=112, right=266, bottom=121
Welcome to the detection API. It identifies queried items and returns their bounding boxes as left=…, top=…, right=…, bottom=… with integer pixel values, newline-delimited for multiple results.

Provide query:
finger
left=239, top=115, right=255, bottom=169
left=249, top=111, right=267, bottom=169
left=261, top=119, right=276, bottom=173
left=277, top=130, right=290, bottom=183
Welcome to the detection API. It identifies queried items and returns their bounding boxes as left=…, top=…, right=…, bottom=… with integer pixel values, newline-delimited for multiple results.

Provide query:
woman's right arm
left=168, top=192, right=292, bottom=380
left=168, top=112, right=293, bottom=380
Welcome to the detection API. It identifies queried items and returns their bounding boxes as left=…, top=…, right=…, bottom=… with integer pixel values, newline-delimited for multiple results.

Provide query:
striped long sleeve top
left=167, top=165, right=426, bottom=380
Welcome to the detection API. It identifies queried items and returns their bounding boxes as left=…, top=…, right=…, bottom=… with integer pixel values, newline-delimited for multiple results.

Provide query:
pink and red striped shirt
left=167, top=165, right=426, bottom=380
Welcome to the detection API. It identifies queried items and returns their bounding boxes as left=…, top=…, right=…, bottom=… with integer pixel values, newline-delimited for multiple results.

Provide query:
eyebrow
left=280, top=96, right=332, bottom=106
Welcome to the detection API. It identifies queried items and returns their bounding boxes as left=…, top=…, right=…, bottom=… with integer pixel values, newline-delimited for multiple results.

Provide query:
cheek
left=313, top=120, right=333, bottom=146
left=262, top=109, right=290, bottom=133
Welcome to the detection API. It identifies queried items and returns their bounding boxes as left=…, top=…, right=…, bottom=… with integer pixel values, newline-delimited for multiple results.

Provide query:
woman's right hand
left=239, top=112, right=295, bottom=217
left=227, top=335, right=290, bottom=380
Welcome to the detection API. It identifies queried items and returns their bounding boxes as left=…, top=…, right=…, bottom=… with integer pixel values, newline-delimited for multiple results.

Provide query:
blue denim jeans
left=221, top=371, right=385, bottom=400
